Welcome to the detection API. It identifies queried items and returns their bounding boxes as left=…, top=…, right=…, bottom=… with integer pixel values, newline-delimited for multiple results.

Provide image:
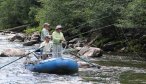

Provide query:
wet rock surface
left=8, top=33, right=25, bottom=42
left=23, top=32, right=40, bottom=46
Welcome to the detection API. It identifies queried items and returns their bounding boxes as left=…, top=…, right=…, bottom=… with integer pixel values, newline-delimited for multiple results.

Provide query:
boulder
left=0, top=48, right=25, bottom=57
left=102, top=42, right=119, bottom=51
left=68, top=44, right=74, bottom=48
left=83, top=47, right=103, bottom=57
left=8, top=33, right=25, bottom=42
left=3, top=31, right=11, bottom=34
left=78, top=46, right=90, bottom=55
left=1, top=32, right=5, bottom=35
left=10, top=32, right=16, bottom=34
left=23, top=32, right=40, bottom=46
left=31, top=37, right=39, bottom=41
left=30, top=32, right=40, bottom=42
left=23, top=40, right=38, bottom=46
left=74, top=41, right=84, bottom=48
left=76, top=46, right=102, bottom=57
left=69, top=38, right=80, bottom=44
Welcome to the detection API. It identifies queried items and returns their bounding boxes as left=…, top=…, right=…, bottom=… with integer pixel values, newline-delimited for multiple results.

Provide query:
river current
left=0, top=33, right=146, bottom=84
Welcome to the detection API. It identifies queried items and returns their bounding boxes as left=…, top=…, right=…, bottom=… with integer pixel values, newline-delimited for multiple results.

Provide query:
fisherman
left=39, top=35, right=53, bottom=60
left=24, top=35, right=53, bottom=64
left=40, top=23, right=51, bottom=42
left=52, top=25, right=66, bottom=58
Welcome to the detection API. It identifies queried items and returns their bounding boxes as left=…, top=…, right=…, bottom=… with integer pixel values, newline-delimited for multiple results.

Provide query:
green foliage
left=118, top=0, right=146, bottom=28
left=0, top=0, right=39, bottom=29
left=24, top=27, right=41, bottom=35
left=35, top=0, right=135, bottom=37
left=36, top=0, right=92, bottom=35
left=0, top=0, right=145, bottom=31
left=125, top=40, right=143, bottom=53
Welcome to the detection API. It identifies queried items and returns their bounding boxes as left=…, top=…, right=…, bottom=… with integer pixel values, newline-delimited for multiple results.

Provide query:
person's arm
left=39, top=42, right=45, bottom=48
left=62, top=33, right=66, bottom=42
left=60, top=32, right=66, bottom=43
left=40, top=30, right=44, bottom=41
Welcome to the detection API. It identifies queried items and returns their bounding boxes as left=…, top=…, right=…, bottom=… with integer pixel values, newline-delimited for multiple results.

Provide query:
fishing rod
left=70, top=51, right=101, bottom=69
left=62, top=41, right=101, bottom=68
left=63, top=24, right=114, bottom=69
left=0, top=46, right=44, bottom=69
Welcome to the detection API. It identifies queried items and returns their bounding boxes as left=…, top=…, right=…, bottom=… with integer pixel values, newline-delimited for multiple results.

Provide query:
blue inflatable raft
left=25, top=58, right=78, bottom=74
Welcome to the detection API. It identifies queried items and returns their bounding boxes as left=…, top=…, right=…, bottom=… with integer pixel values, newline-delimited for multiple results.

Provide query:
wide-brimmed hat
left=55, top=25, right=62, bottom=29
left=45, top=35, right=51, bottom=39
left=43, top=23, right=50, bottom=27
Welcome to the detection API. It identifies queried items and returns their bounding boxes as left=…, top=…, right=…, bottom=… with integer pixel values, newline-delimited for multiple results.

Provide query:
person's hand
left=62, top=41, right=67, bottom=44
left=60, top=39, right=63, bottom=43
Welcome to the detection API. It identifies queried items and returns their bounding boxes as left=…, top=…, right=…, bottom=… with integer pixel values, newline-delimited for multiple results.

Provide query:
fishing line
left=64, top=15, right=112, bottom=33
left=65, top=24, right=114, bottom=70
left=68, top=24, right=114, bottom=40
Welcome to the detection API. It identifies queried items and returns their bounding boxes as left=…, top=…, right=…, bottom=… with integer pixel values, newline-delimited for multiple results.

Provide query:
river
left=0, top=33, right=146, bottom=84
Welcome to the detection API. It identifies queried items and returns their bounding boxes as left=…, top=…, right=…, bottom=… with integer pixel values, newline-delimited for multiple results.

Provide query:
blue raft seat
left=25, top=57, right=78, bottom=74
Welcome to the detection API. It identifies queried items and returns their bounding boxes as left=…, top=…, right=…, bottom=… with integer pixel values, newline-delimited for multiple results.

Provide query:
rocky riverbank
left=0, top=31, right=102, bottom=57
left=1, top=26, right=146, bottom=58
left=90, top=27, right=146, bottom=55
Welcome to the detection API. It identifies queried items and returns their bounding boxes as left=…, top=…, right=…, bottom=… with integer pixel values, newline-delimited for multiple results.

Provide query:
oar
left=70, top=52, right=101, bottom=69
left=0, top=46, right=44, bottom=69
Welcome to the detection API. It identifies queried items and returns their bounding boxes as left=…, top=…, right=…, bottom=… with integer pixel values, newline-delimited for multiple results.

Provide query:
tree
left=117, top=0, right=146, bottom=28
left=0, top=0, right=39, bottom=29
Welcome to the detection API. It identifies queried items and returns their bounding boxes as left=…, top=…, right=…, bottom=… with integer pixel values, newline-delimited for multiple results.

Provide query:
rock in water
left=0, top=48, right=25, bottom=57
left=23, top=40, right=38, bottom=46
left=76, top=46, right=102, bottom=57
left=8, top=33, right=25, bottom=42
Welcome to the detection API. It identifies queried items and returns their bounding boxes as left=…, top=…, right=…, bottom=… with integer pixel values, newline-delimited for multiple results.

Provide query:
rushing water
left=0, top=33, right=146, bottom=84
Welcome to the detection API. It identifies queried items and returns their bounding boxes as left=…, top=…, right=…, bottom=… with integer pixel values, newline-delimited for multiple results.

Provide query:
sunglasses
left=58, top=28, right=62, bottom=30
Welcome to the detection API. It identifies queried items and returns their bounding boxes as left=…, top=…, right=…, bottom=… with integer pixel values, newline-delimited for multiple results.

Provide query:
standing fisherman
left=40, top=23, right=51, bottom=42
left=52, top=25, right=66, bottom=57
